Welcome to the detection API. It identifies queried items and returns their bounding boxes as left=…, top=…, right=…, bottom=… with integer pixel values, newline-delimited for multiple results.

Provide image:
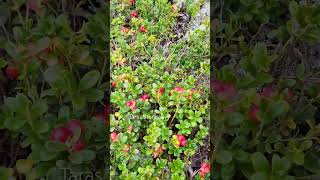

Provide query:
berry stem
left=169, top=99, right=181, bottom=126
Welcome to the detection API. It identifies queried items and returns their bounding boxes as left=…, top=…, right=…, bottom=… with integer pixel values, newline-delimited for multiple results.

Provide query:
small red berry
left=5, top=66, right=19, bottom=80
left=287, top=89, right=294, bottom=100
left=212, top=80, right=237, bottom=98
left=177, top=135, right=185, bottom=142
left=27, top=0, right=39, bottom=12
left=50, top=127, right=72, bottom=143
left=177, top=134, right=187, bottom=147
left=249, top=104, right=260, bottom=123
left=139, top=94, right=149, bottom=101
left=111, top=132, right=118, bottom=142
left=131, top=10, right=138, bottom=18
left=71, top=138, right=85, bottom=152
left=67, top=119, right=84, bottom=135
left=140, top=25, right=146, bottom=33
left=159, top=87, right=165, bottom=95
left=130, top=0, right=134, bottom=5
left=174, top=87, right=184, bottom=93
left=261, top=86, right=273, bottom=98
left=180, top=140, right=187, bottom=147
left=127, top=100, right=137, bottom=110
left=199, top=162, right=210, bottom=178
left=111, top=81, right=117, bottom=88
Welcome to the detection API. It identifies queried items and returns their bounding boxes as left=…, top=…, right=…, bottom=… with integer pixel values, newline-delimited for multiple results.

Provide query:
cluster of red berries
left=174, top=86, right=184, bottom=93
left=139, top=94, right=149, bottom=101
left=126, top=92, right=151, bottom=110
left=127, top=99, right=137, bottom=110
left=213, top=80, right=295, bottom=123
left=199, top=162, right=210, bottom=178
left=119, top=7, right=147, bottom=34
left=176, top=134, right=187, bottom=147
left=249, top=85, right=294, bottom=123
left=49, top=119, right=85, bottom=152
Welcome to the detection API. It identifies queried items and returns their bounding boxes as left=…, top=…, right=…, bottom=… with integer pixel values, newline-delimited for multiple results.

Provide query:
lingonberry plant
left=212, top=0, right=320, bottom=179
left=111, top=0, right=210, bottom=179
left=0, top=0, right=108, bottom=179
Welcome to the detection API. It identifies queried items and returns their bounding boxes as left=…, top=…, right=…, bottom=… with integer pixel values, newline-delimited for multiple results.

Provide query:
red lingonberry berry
left=67, top=119, right=84, bottom=135
left=111, top=81, right=117, bottom=87
left=140, top=94, right=149, bottom=101
left=287, top=89, right=294, bottom=99
left=71, top=138, right=85, bottom=152
left=212, top=80, right=237, bottom=98
left=140, top=25, right=146, bottom=33
left=5, top=66, right=19, bottom=80
left=174, top=87, right=184, bottom=93
left=249, top=104, right=260, bottom=123
left=50, top=127, right=72, bottom=143
left=111, top=132, right=118, bottom=142
left=159, top=87, right=165, bottom=95
left=261, top=86, right=273, bottom=98
left=180, top=140, right=187, bottom=147
left=199, top=162, right=210, bottom=178
left=131, top=10, right=138, bottom=18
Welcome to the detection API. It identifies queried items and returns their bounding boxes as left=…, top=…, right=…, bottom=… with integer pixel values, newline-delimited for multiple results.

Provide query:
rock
left=182, top=1, right=209, bottom=41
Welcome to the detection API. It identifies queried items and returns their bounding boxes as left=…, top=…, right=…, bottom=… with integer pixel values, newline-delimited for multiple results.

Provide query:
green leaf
left=33, top=120, right=49, bottom=134
left=71, top=95, right=86, bottom=110
left=251, top=43, right=274, bottom=72
left=46, top=167, right=65, bottom=180
left=251, top=152, right=269, bottom=172
left=75, top=50, right=94, bottom=66
left=58, top=106, right=70, bottom=121
left=45, top=141, right=68, bottom=152
left=250, top=172, right=269, bottom=180
left=31, top=99, right=48, bottom=116
left=40, top=146, right=57, bottom=161
left=69, top=150, right=96, bottom=164
left=27, top=37, right=51, bottom=56
left=272, top=154, right=290, bottom=176
left=216, top=150, right=233, bottom=164
left=289, top=1, right=299, bottom=17
left=5, top=117, right=26, bottom=130
left=296, top=63, right=305, bottom=80
left=0, top=4, right=10, bottom=26
left=16, top=159, right=33, bottom=174
left=82, top=89, right=104, bottom=102
left=256, top=73, right=274, bottom=84
left=0, top=58, right=7, bottom=68
left=79, top=70, right=100, bottom=90
left=299, top=140, right=313, bottom=151
left=0, top=167, right=14, bottom=180
left=43, top=66, right=65, bottom=85
left=268, top=100, right=289, bottom=119
left=293, top=151, right=304, bottom=165
left=226, top=112, right=244, bottom=126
